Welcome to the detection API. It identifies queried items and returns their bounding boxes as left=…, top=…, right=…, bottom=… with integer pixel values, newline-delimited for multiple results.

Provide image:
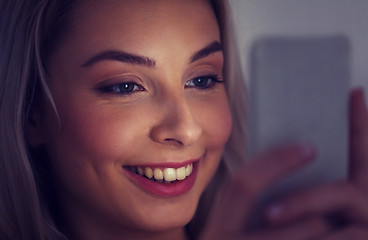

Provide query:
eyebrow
left=189, top=41, right=223, bottom=63
left=81, top=40, right=222, bottom=68
left=81, top=51, right=156, bottom=68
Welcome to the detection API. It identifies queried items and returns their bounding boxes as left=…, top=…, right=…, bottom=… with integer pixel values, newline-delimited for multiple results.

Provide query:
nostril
left=163, top=138, right=183, bottom=146
left=149, top=101, right=203, bottom=146
left=149, top=122, right=202, bottom=146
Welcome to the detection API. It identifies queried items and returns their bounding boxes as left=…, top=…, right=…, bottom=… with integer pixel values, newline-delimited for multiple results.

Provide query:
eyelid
left=184, top=64, right=223, bottom=81
left=95, top=74, right=144, bottom=88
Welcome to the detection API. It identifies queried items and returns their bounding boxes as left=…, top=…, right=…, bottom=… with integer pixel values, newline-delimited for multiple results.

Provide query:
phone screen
left=248, top=36, right=350, bottom=228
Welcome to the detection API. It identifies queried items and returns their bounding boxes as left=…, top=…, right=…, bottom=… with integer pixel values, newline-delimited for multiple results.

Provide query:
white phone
left=248, top=36, right=350, bottom=228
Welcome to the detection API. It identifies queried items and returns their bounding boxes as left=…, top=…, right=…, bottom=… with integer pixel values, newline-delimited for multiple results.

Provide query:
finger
left=211, top=144, right=315, bottom=234
left=321, top=226, right=368, bottom=240
left=265, top=182, right=368, bottom=225
left=202, top=217, right=329, bottom=240
left=247, top=218, right=329, bottom=240
left=349, top=88, right=368, bottom=190
left=243, top=144, right=316, bottom=195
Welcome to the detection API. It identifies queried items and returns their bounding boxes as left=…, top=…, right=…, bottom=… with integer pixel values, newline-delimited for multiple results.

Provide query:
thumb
left=202, top=145, right=315, bottom=239
left=349, top=88, right=368, bottom=191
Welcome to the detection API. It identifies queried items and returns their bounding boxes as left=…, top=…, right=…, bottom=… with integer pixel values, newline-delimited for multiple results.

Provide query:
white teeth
left=153, top=168, right=163, bottom=180
left=185, top=164, right=192, bottom=177
left=163, top=168, right=176, bottom=182
left=176, top=167, right=186, bottom=180
left=144, top=167, right=153, bottom=179
left=132, top=163, right=194, bottom=183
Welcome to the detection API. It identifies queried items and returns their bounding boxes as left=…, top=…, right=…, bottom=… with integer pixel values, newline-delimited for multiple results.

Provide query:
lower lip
left=124, top=162, right=198, bottom=197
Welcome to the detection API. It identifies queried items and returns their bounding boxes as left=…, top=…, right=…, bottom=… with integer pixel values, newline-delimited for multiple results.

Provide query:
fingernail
left=298, top=143, right=316, bottom=158
left=352, top=86, right=364, bottom=97
left=266, top=204, right=284, bottom=220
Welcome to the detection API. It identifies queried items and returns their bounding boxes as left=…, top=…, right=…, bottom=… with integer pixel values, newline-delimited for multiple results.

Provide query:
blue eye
left=185, top=75, right=223, bottom=89
left=99, top=82, right=145, bottom=95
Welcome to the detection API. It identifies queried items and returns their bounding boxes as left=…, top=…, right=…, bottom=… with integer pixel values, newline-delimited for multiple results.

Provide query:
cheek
left=192, top=94, right=232, bottom=149
left=46, top=101, right=148, bottom=166
left=189, top=92, right=232, bottom=191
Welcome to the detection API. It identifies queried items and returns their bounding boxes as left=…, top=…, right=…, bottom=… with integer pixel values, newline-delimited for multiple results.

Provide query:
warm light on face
left=39, top=0, right=232, bottom=238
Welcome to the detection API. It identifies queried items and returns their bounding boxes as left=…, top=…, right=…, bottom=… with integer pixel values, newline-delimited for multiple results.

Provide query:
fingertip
left=264, top=143, right=316, bottom=163
left=350, top=87, right=368, bottom=128
left=350, top=87, right=367, bottom=110
left=297, top=143, right=317, bottom=160
left=351, top=87, right=364, bottom=96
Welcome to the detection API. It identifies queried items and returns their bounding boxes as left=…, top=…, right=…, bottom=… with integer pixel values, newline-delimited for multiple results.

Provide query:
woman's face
left=40, top=0, right=231, bottom=237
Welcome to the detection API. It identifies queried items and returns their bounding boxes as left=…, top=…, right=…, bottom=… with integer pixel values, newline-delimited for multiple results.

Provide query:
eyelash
left=185, top=74, right=223, bottom=90
left=98, top=75, right=224, bottom=96
left=98, top=82, right=145, bottom=95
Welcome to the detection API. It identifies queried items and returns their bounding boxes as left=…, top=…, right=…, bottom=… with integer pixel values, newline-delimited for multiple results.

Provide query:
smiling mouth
left=127, top=163, right=194, bottom=183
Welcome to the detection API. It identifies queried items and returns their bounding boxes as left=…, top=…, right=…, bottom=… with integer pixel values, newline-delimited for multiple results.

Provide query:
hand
left=200, top=88, right=368, bottom=240
left=201, top=144, right=329, bottom=240
left=263, top=88, right=368, bottom=240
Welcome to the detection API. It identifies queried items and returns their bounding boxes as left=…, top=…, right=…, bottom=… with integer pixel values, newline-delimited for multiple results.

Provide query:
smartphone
left=247, top=36, right=350, bottom=228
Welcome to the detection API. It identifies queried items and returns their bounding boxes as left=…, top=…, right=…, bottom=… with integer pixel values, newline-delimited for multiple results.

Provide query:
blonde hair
left=219, top=1, right=248, bottom=173
left=0, top=0, right=77, bottom=239
left=0, top=0, right=246, bottom=239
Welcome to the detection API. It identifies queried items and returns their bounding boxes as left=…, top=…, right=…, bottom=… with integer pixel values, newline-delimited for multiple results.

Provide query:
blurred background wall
left=229, top=0, right=368, bottom=99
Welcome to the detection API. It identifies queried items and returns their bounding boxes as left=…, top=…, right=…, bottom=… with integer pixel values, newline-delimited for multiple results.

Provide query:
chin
left=126, top=193, right=200, bottom=233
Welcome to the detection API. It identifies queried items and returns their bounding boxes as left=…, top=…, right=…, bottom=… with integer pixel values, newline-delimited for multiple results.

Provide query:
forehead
left=46, top=0, right=222, bottom=82
left=51, top=0, right=220, bottom=69
left=70, top=0, right=219, bottom=46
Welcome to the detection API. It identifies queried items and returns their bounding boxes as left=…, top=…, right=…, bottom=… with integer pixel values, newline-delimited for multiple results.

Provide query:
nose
left=149, top=94, right=202, bottom=146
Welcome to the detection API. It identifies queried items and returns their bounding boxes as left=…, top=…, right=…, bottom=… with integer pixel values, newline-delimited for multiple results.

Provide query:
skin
left=31, top=0, right=232, bottom=239
left=29, top=0, right=368, bottom=239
